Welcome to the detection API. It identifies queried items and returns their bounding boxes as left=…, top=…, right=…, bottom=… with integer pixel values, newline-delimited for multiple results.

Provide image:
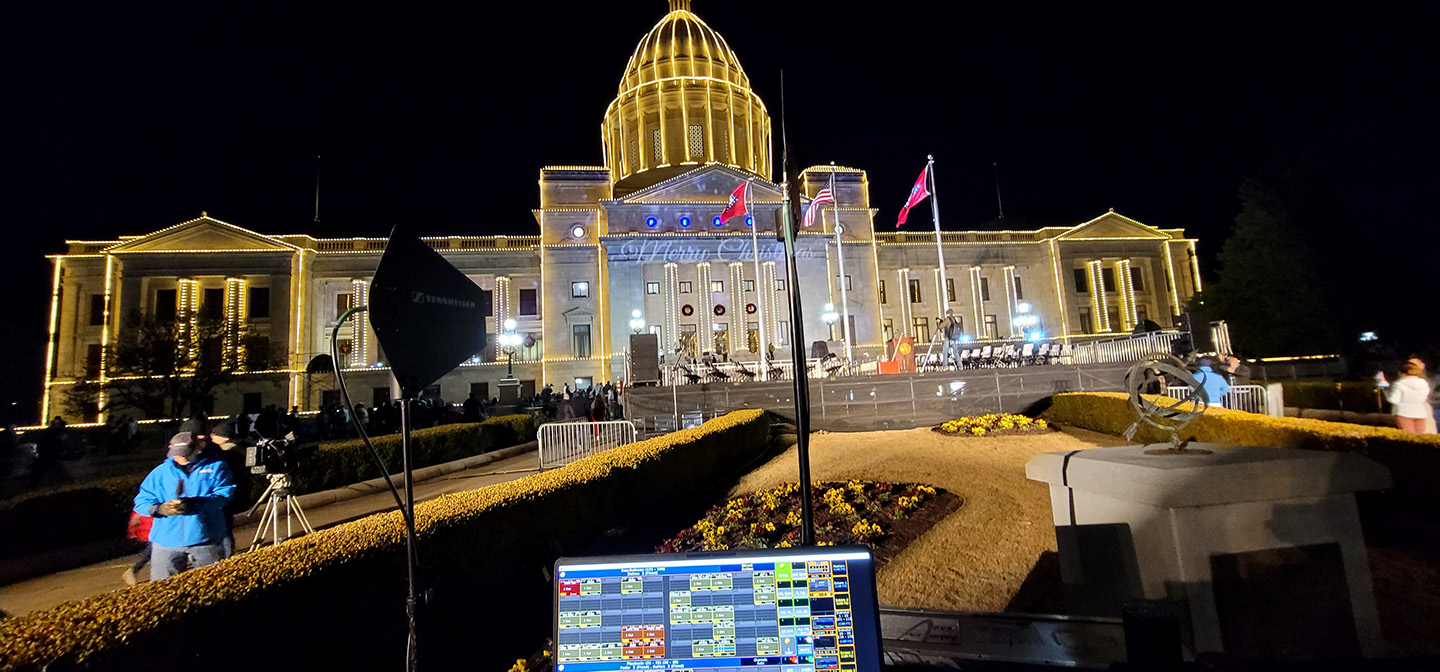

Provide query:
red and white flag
left=802, top=174, right=836, bottom=228
left=895, top=164, right=931, bottom=227
left=720, top=181, right=751, bottom=222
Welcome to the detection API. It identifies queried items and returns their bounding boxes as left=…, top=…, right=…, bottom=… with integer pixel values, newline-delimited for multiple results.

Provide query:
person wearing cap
left=132, top=429, right=236, bottom=578
left=1195, top=357, right=1232, bottom=409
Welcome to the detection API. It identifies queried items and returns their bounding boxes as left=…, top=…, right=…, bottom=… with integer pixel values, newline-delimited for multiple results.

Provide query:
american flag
left=803, top=173, right=836, bottom=227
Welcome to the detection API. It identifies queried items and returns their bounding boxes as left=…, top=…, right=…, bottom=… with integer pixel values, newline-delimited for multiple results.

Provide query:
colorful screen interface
left=553, top=547, right=881, bottom=672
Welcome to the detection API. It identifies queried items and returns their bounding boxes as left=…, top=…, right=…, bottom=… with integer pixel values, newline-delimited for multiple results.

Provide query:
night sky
left=3, top=2, right=1438, bottom=422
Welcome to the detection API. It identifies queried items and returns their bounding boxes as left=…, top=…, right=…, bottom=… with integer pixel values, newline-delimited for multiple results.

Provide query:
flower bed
left=657, top=480, right=960, bottom=566
left=933, top=413, right=1049, bottom=437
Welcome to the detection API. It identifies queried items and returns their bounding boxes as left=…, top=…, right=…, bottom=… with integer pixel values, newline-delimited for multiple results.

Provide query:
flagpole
left=830, top=162, right=852, bottom=363
left=928, top=155, right=949, bottom=314
left=780, top=171, right=816, bottom=547
left=748, top=180, right=769, bottom=379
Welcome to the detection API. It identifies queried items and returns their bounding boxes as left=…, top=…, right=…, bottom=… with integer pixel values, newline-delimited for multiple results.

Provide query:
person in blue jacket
left=1195, top=357, right=1232, bottom=409
left=133, top=431, right=236, bottom=579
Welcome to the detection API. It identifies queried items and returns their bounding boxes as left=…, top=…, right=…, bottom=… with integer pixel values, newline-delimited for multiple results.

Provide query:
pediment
left=1057, top=211, right=1171, bottom=240
left=109, top=215, right=296, bottom=253
left=563, top=307, right=597, bottom=325
left=620, top=164, right=781, bottom=204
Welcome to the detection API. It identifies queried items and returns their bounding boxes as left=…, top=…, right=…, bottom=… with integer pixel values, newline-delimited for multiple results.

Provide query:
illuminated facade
left=38, top=2, right=1201, bottom=423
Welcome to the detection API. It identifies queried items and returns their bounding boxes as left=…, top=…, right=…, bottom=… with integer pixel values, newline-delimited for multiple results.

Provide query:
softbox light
left=368, top=228, right=491, bottom=398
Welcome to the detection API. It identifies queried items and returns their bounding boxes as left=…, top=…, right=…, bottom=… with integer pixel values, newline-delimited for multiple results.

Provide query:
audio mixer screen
left=553, top=548, right=881, bottom=672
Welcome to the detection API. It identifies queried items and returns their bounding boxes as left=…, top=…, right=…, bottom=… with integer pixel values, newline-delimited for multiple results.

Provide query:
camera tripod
left=248, top=473, right=315, bottom=552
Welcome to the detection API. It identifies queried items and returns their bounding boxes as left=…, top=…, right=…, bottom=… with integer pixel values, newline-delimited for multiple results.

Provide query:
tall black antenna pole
left=777, top=69, right=816, bottom=547
left=993, top=161, right=1004, bottom=221
left=313, top=155, right=322, bottom=223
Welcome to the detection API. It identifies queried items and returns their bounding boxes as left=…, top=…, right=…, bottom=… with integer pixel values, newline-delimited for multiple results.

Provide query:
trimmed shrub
left=1278, top=381, right=1386, bottom=414
left=1042, top=392, right=1440, bottom=519
left=288, top=414, right=537, bottom=493
left=0, top=416, right=535, bottom=562
left=0, top=409, right=772, bottom=671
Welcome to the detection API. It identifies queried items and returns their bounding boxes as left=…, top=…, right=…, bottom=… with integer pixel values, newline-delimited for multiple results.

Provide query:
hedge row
left=288, top=413, right=536, bottom=493
left=1042, top=392, right=1440, bottom=517
left=0, top=409, right=773, bottom=671
left=0, top=415, right=535, bottom=561
left=1278, top=381, right=1386, bottom=414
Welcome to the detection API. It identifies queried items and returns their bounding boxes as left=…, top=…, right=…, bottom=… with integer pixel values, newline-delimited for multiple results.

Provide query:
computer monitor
left=553, top=546, right=883, bottom=672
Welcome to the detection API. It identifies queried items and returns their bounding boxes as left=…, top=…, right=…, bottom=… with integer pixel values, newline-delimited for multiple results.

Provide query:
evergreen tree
left=1204, top=174, right=1340, bottom=356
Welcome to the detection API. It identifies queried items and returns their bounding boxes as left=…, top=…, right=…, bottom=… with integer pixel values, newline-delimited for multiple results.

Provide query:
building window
left=908, top=279, right=921, bottom=303
left=744, top=280, right=755, bottom=292
left=572, top=324, right=592, bottom=359
left=711, top=280, right=724, bottom=293
left=1078, top=307, right=1093, bottom=334
left=336, top=293, right=352, bottom=319
left=775, top=279, right=785, bottom=292
left=519, top=289, right=538, bottom=315
left=1102, top=267, right=1116, bottom=292
left=628, top=139, right=639, bottom=174
left=841, top=275, right=852, bottom=291
left=879, top=279, right=886, bottom=304
left=89, top=294, right=105, bottom=326
left=248, top=286, right=270, bottom=318
left=883, top=318, right=894, bottom=341
left=571, top=281, right=590, bottom=298
left=1074, top=268, right=1088, bottom=293
left=653, top=129, right=663, bottom=162
left=778, top=321, right=789, bottom=345
left=679, top=281, right=693, bottom=294
left=246, top=337, right=270, bottom=370
left=85, top=343, right=102, bottom=378
left=912, top=317, right=930, bottom=343
left=945, top=278, right=956, bottom=303
left=689, top=124, right=704, bottom=156
left=1131, top=267, right=1145, bottom=292
left=1137, top=305, right=1149, bottom=322
left=980, top=278, right=991, bottom=302
left=1014, top=277, right=1024, bottom=300
left=984, top=315, right=998, bottom=339
left=203, top=288, right=225, bottom=320
left=155, top=289, right=177, bottom=322
left=1108, top=306, right=1121, bottom=330
left=646, top=282, right=660, bottom=295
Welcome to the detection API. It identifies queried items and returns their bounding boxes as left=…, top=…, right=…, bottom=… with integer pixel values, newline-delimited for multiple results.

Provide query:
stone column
left=350, top=278, right=369, bottom=367
left=662, top=263, right=680, bottom=356
left=897, top=268, right=913, bottom=338
left=1003, top=266, right=1019, bottom=338
left=968, top=266, right=984, bottom=338
left=728, top=262, right=745, bottom=353
left=1115, top=259, right=1137, bottom=332
left=696, top=262, right=714, bottom=354
left=1086, top=260, right=1110, bottom=332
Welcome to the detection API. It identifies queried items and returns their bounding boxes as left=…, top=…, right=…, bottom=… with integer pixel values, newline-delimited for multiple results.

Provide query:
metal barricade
left=1167, top=384, right=1268, bottom=414
left=537, top=420, right=638, bottom=470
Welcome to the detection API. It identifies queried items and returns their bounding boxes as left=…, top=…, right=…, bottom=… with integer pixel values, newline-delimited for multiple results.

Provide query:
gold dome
left=602, top=1, right=772, bottom=189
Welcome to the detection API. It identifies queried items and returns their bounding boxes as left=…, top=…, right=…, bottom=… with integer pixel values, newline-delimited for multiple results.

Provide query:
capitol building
left=39, top=0, right=1201, bottom=423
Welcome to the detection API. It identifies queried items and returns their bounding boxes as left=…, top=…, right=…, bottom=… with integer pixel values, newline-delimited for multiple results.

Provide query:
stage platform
left=625, top=362, right=1133, bottom=432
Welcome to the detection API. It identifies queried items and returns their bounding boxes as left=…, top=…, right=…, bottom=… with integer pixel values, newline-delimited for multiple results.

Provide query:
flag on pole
left=720, top=181, right=751, bottom=222
left=895, top=164, right=931, bottom=227
left=802, top=173, right=836, bottom=227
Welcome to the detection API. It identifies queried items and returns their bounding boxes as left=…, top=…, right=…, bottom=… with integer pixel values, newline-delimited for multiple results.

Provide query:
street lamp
left=499, top=318, right=522, bottom=377
left=821, top=302, right=839, bottom=340
left=629, top=309, right=644, bottom=334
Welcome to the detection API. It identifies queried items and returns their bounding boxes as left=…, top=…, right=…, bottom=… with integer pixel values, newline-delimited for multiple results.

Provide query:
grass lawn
left=729, top=425, right=1126, bottom=612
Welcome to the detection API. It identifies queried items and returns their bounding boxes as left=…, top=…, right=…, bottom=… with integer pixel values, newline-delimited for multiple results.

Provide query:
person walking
left=133, top=431, right=236, bottom=579
left=1378, top=360, right=1433, bottom=434
left=26, top=417, right=68, bottom=489
left=121, top=508, right=153, bottom=585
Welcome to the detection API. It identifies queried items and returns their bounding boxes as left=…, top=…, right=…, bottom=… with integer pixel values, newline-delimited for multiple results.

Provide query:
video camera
left=244, top=432, right=308, bottom=475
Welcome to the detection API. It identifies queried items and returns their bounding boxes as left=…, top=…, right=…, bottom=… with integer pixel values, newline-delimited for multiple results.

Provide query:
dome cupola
left=602, top=1, right=772, bottom=189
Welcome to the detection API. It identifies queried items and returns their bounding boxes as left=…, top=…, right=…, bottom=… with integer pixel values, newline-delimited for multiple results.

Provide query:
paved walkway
left=0, top=448, right=544, bottom=617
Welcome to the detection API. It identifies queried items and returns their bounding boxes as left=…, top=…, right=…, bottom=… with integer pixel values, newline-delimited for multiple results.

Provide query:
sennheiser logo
left=410, top=291, right=475, bottom=309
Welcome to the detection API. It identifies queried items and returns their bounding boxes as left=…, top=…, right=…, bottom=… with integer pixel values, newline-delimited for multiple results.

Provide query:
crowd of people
left=520, top=382, right=622, bottom=423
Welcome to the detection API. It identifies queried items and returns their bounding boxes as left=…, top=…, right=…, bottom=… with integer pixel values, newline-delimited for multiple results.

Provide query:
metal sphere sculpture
left=1123, top=356, right=1211, bottom=453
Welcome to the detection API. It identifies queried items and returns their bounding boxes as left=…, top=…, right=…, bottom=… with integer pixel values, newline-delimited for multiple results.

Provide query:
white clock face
left=571, top=226, right=585, bottom=238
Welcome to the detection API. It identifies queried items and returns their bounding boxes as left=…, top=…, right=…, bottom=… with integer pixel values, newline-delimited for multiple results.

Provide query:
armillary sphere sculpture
left=1123, top=356, right=1213, bottom=454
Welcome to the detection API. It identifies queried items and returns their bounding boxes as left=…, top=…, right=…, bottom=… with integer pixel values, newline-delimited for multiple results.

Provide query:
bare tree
left=66, top=311, right=282, bottom=421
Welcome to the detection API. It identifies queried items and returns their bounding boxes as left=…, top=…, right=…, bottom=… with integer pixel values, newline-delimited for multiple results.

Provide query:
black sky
left=3, top=2, right=1438, bottom=422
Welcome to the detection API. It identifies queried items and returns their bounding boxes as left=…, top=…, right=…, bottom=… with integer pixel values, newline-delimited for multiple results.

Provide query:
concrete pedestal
left=1026, top=443, right=1392, bottom=658
left=497, top=377, right=521, bottom=404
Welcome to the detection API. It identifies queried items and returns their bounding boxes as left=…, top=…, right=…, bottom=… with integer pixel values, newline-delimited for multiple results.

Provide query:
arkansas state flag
left=895, top=165, right=931, bottom=227
left=719, top=181, right=751, bottom=222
